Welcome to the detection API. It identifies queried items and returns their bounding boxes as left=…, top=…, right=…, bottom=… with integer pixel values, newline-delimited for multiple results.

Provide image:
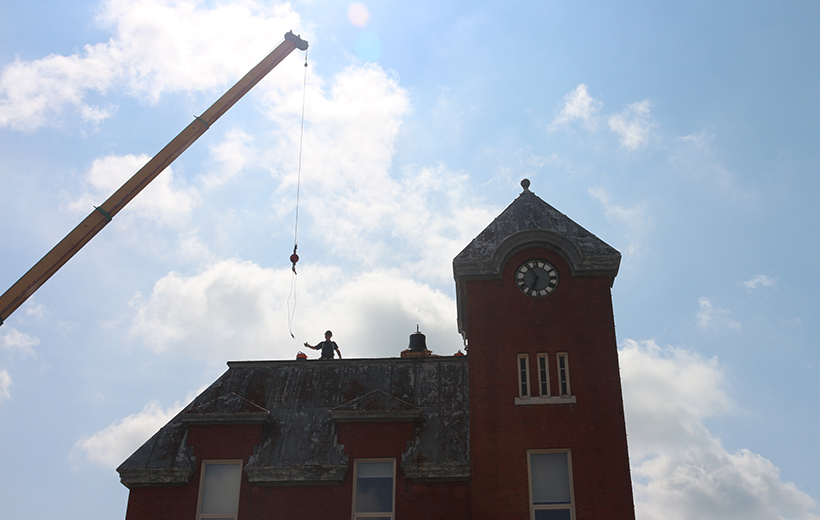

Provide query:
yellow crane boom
left=0, top=31, right=308, bottom=326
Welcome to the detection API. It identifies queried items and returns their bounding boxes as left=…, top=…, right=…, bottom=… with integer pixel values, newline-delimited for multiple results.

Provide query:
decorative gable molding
left=330, top=390, right=422, bottom=422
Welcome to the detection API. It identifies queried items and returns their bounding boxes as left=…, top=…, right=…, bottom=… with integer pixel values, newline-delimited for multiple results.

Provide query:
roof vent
left=402, top=325, right=432, bottom=358
left=408, top=325, right=426, bottom=352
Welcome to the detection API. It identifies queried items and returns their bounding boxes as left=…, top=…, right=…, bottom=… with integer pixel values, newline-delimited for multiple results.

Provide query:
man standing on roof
left=304, top=330, right=342, bottom=359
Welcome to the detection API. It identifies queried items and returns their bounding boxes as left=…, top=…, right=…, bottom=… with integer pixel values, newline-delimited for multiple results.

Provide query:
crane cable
left=287, top=48, right=309, bottom=338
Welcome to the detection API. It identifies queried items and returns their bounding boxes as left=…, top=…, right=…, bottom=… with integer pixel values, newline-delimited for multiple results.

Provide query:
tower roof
left=453, top=180, right=620, bottom=280
left=452, top=180, right=621, bottom=333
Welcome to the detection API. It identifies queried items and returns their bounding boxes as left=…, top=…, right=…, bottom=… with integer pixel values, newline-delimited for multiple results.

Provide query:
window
left=353, top=459, right=395, bottom=520
left=537, top=353, right=550, bottom=397
left=516, top=352, right=574, bottom=405
left=518, top=354, right=531, bottom=398
left=556, top=353, right=570, bottom=397
left=528, top=450, right=574, bottom=520
left=196, top=460, right=242, bottom=520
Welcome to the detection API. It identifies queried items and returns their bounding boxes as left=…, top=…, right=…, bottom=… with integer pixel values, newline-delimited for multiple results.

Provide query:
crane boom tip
left=285, top=31, right=309, bottom=51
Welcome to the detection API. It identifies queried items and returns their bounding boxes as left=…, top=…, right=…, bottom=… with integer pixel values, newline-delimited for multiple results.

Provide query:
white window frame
left=517, top=353, right=531, bottom=399
left=516, top=352, right=575, bottom=405
left=352, top=458, right=396, bottom=520
left=536, top=353, right=550, bottom=398
left=527, top=449, right=575, bottom=520
left=196, top=459, right=243, bottom=520
left=557, top=352, right=571, bottom=397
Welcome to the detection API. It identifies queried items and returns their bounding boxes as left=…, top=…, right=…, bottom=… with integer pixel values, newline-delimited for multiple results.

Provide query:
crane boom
left=0, top=31, right=308, bottom=326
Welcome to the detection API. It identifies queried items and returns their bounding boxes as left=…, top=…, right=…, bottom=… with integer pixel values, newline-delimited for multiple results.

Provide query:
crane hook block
left=284, top=31, right=309, bottom=51
left=290, top=253, right=299, bottom=274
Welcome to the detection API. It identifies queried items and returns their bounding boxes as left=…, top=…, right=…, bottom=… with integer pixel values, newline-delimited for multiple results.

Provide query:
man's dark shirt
left=317, top=340, right=339, bottom=359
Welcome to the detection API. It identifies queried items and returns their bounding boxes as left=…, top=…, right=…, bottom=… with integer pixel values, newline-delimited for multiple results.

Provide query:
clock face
left=515, top=260, right=559, bottom=297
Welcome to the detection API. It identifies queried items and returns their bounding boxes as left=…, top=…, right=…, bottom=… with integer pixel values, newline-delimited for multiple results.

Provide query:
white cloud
left=71, top=399, right=183, bottom=469
left=0, top=369, right=11, bottom=401
left=0, top=45, right=119, bottom=130
left=129, top=259, right=464, bottom=362
left=124, top=55, right=498, bottom=359
left=0, top=327, right=39, bottom=356
left=129, top=259, right=283, bottom=359
left=634, top=447, right=820, bottom=520
left=260, top=62, right=493, bottom=283
left=672, top=131, right=748, bottom=198
left=742, top=274, right=777, bottom=291
left=6, top=11, right=492, bottom=281
left=589, top=186, right=652, bottom=259
left=679, top=129, right=715, bottom=150
left=621, top=340, right=733, bottom=460
left=24, top=302, right=48, bottom=320
left=0, top=0, right=303, bottom=130
left=621, top=340, right=819, bottom=520
left=175, top=232, right=216, bottom=265
left=697, top=297, right=742, bottom=332
left=549, top=84, right=602, bottom=130
left=201, top=129, right=255, bottom=189
left=549, top=85, right=659, bottom=151
left=608, top=99, right=658, bottom=150
left=67, top=153, right=199, bottom=227
left=98, top=0, right=302, bottom=101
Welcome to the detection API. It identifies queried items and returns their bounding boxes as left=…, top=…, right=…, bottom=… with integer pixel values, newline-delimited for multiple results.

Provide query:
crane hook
left=290, top=245, right=299, bottom=274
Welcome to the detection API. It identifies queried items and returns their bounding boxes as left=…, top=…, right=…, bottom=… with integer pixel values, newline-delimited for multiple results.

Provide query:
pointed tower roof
left=453, top=179, right=621, bottom=333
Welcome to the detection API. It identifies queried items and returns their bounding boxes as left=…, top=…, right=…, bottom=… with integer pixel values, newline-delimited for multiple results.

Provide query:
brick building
left=118, top=180, right=635, bottom=520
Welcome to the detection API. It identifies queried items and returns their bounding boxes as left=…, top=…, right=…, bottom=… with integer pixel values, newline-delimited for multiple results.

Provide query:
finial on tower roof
left=521, top=178, right=531, bottom=192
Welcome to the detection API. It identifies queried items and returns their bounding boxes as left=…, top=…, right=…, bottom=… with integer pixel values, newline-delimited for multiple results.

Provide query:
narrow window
left=518, top=354, right=531, bottom=398
left=557, top=353, right=571, bottom=397
left=196, top=460, right=242, bottom=520
left=528, top=450, right=575, bottom=520
left=353, top=459, right=395, bottom=520
left=537, top=353, right=550, bottom=397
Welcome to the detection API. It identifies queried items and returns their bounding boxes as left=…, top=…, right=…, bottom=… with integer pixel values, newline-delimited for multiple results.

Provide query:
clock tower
left=454, top=179, right=635, bottom=520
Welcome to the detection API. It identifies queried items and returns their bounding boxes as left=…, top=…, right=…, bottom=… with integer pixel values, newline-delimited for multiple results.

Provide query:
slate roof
left=117, top=356, right=470, bottom=488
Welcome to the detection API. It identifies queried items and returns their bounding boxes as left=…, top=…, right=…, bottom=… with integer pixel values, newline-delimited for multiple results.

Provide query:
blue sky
left=1, top=1, right=819, bottom=519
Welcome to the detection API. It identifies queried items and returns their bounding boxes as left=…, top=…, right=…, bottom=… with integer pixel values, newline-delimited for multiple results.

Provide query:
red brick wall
left=464, top=247, right=635, bottom=520
left=125, top=420, right=471, bottom=520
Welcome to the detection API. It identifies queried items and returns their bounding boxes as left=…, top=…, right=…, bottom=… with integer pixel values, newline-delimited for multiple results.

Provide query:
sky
left=1, top=1, right=819, bottom=519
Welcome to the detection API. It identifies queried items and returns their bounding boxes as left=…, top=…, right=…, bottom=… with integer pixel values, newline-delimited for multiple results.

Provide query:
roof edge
left=180, top=412, right=273, bottom=425
left=330, top=409, right=422, bottom=422
left=118, top=466, right=195, bottom=489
